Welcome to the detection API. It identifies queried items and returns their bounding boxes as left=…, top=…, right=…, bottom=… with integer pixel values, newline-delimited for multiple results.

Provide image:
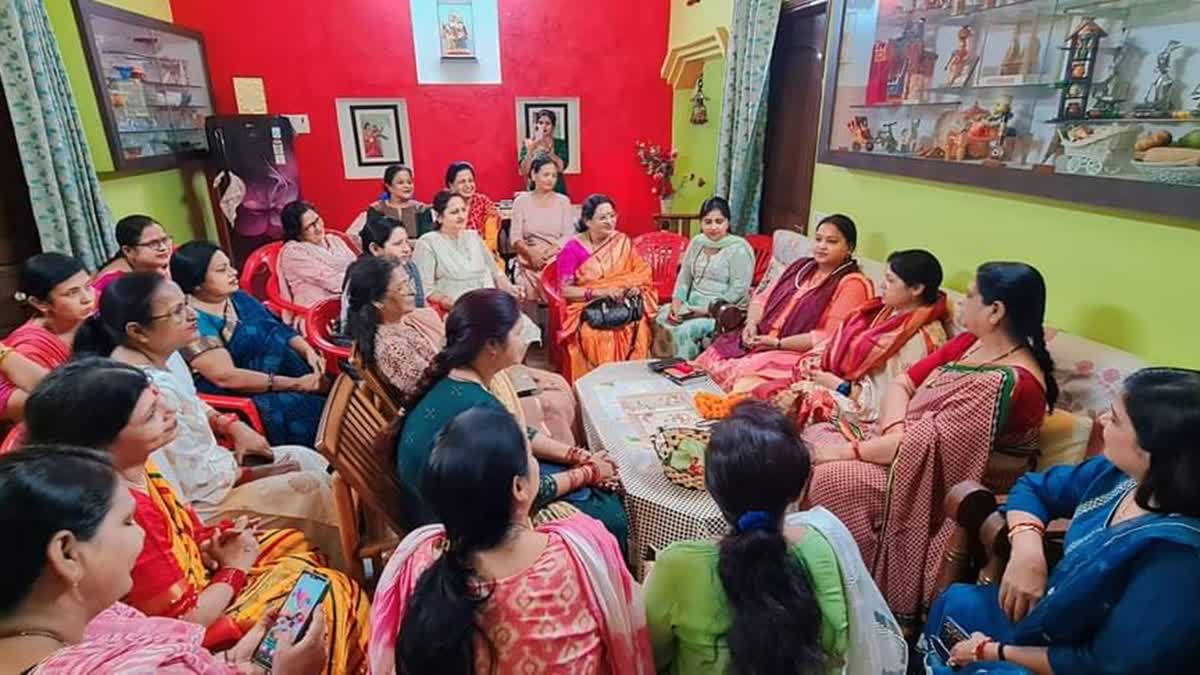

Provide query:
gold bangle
left=0, top=344, right=12, bottom=364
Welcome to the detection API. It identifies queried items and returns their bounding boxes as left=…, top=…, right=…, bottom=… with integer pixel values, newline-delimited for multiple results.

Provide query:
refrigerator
left=205, top=115, right=301, bottom=269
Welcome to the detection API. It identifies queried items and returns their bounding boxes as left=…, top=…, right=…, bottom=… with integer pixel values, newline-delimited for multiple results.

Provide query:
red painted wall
left=170, top=0, right=673, bottom=234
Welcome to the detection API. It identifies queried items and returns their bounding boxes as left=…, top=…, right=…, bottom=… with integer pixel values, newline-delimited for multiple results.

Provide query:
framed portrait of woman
left=335, top=98, right=415, bottom=179
left=514, top=97, right=582, bottom=174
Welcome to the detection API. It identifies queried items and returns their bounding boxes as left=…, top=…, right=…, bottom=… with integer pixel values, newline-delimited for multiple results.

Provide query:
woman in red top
left=802, top=261, right=1056, bottom=633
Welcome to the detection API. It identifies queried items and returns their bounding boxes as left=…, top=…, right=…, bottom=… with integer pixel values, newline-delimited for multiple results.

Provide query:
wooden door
left=0, top=86, right=41, bottom=334
left=760, top=2, right=828, bottom=235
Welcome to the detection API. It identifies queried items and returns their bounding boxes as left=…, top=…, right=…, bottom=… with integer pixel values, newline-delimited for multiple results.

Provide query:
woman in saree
left=91, top=215, right=174, bottom=296
left=753, top=248, right=948, bottom=431
left=413, top=190, right=541, bottom=347
left=346, top=257, right=578, bottom=445
left=390, top=288, right=627, bottom=544
left=644, top=401, right=907, bottom=675
left=171, top=242, right=328, bottom=447
left=559, top=194, right=657, bottom=379
left=0, top=446, right=326, bottom=675
left=346, top=164, right=431, bottom=246
left=371, top=406, right=652, bottom=675
left=278, top=200, right=358, bottom=310
left=74, top=272, right=340, bottom=561
left=510, top=156, right=575, bottom=304
left=445, top=161, right=501, bottom=256
left=923, top=367, right=1200, bottom=675
left=517, top=108, right=569, bottom=195
left=803, top=261, right=1055, bottom=632
left=695, top=214, right=873, bottom=392
left=23, top=359, right=370, bottom=673
left=651, top=196, right=754, bottom=360
left=0, top=254, right=94, bottom=422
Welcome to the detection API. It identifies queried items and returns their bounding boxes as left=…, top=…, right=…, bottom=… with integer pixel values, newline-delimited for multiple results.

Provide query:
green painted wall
left=810, top=165, right=1200, bottom=368
left=671, top=58, right=724, bottom=216
left=44, top=0, right=216, bottom=245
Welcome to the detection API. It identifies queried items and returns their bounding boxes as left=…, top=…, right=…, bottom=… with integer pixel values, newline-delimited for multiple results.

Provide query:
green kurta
left=653, top=235, right=755, bottom=359
left=644, top=531, right=850, bottom=675
left=519, top=137, right=570, bottom=196
left=394, top=377, right=627, bottom=544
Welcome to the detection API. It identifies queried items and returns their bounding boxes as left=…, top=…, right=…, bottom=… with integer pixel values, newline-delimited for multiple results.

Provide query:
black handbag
left=582, top=294, right=643, bottom=330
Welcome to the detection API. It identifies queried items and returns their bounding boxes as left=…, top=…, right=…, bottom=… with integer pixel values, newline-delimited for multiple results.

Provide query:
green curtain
left=1, top=0, right=114, bottom=269
left=715, top=0, right=782, bottom=235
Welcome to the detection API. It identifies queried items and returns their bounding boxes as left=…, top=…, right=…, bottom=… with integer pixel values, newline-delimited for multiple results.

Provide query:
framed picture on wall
left=335, top=98, right=414, bottom=179
left=514, top=97, right=581, bottom=174
left=437, top=0, right=476, bottom=59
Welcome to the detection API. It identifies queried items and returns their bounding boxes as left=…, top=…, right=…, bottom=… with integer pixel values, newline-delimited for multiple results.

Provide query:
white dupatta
left=788, top=507, right=909, bottom=675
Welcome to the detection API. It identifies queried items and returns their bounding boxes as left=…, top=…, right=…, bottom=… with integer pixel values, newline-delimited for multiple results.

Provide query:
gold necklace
left=0, top=629, right=67, bottom=646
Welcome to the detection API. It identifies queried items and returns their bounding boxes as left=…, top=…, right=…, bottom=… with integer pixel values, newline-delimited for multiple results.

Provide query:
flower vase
left=659, top=196, right=673, bottom=214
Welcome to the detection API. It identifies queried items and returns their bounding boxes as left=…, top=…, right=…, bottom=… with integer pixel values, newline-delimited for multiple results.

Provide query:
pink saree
left=369, top=515, right=653, bottom=675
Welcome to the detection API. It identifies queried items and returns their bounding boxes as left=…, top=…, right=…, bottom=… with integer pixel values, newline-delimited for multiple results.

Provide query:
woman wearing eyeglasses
left=168, top=242, right=329, bottom=449
left=91, top=215, right=174, bottom=296
left=277, top=200, right=357, bottom=313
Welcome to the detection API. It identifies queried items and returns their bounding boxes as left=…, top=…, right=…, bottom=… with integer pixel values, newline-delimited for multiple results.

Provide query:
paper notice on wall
left=232, top=77, right=268, bottom=114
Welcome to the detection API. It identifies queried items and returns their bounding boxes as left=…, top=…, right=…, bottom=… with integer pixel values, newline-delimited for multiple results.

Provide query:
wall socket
left=283, top=114, right=310, bottom=134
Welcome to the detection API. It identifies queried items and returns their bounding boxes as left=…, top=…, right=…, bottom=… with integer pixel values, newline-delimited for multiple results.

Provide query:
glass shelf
left=850, top=100, right=964, bottom=109
left=75, top=0, right=214, bottom=172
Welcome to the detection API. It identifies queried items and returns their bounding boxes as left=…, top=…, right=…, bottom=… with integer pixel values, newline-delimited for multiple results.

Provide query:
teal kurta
left=394, top=377, right=627, bottom=544
left=653, top=235, right=755, bottom=359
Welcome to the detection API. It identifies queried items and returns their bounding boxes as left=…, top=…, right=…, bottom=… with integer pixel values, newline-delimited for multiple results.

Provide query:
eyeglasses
left=302, top=216, right=324, bottom=232
left=148, top=303, right=193, bottom=324
left=132, top=235, right=173, bottom=251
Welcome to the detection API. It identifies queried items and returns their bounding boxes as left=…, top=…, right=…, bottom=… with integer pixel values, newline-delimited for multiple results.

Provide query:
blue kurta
left=922, top=456, right=1200, bottom=674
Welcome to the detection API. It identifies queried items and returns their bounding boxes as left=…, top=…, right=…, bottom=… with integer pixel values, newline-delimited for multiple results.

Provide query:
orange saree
left=124, top=463, right=370, bottom=674
left=558, top=233, right=657, bottom=379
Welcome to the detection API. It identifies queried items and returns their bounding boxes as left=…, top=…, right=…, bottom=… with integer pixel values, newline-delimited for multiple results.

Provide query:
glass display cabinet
left=818, top=0, right=1200, bottom=220
left=74, top=0, right=215, bottom=172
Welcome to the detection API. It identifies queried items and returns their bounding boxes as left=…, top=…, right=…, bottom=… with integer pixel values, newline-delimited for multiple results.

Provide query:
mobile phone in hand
left=252, top=570, right=331, bottom=668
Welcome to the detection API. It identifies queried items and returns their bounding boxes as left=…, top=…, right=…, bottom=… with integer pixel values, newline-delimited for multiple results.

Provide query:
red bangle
left=212, top=567, right=248, bottom=599
left=1009, top=522, right=1046, bottom=538
left=850, top=438, right=862, bottom=461
left=975, top=638, right=995, bottom=662
left=213, top=413, right=238, bottom=434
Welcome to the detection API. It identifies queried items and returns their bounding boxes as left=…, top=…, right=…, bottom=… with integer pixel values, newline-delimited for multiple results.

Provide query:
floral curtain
left=715, top=0, right=782, bottom=235
left=0, top=0, right=114, bottom=269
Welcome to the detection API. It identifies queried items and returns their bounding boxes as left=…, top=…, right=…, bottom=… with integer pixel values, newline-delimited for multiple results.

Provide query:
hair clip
left=13, top=292, right=27, bottom=302
left=735, top=510, right=771, bottom=533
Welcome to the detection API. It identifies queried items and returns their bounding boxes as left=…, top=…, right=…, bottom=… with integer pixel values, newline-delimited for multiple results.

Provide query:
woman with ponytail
left=805, top=261, right=1055, bottom=632
left=369, top=407, right=653, bottom=675
left=644, top=401, right=906, bottom=675
left=390, top=288, right=627, bottom=544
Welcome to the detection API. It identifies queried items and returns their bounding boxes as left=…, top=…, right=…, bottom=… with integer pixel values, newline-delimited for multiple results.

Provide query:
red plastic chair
left=633, top=231, right=689, bottom=304
left=305, top=297, right=352, bottom=375
left=239, top=242, right=284, bottom=316
left=329, top=229, right=362, bottom=256
left=198, top=393, right=266, bottom=436
left=539, top=261, right=568, bottom=378
left=746, top=234, right=774, bottom=286
left=259, top=244, right=315, bottom=325
left=0, top=423, right=25, bottom=455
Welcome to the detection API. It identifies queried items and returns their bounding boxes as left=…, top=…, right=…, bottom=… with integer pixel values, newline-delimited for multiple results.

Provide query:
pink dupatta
left=30, top=603, right=233, bottom=674
left=369, top=515, right=653, bottom=675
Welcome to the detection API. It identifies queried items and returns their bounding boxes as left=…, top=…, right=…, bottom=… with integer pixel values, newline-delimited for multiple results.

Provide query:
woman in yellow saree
left=557, top=194, right=657, bottom=379
left=24, top=358, right=370, bottom=675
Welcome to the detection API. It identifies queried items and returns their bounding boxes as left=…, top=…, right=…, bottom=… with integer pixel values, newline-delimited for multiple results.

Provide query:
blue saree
left=187, top=290, right=325, bottom=446
left=921, top=457, right=1200, bottom=674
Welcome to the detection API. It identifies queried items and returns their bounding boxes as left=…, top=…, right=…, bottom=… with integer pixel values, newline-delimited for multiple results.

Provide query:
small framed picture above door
left=335, top=98, right=414, bottom=179
left=437, top=0, right=476, bottom=59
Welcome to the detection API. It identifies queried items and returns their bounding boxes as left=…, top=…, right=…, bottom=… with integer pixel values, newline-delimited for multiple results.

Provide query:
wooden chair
left=633, top=231, right=689, bottom=304
left=305, top=297, right=352, bottom=375
left=746, top=234, right=774, bottom=286
left=350, top=344, right=402, bottom=418
left=315, top=373, right=411, bottom=585
left=934, top=481, right=1070, bottom=598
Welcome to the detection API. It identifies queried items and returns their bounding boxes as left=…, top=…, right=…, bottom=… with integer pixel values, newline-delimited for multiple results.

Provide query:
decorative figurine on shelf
left=689, top=75, right=709, bottom=125
left=1055, top=17, right=1107, bottom=122
left=1000, top=25, right=1025, bottom=76
left=848, top=116, right=874, bottom=152
left=945, top=26, right=975, bottom=88
left=899, top=117, right=922, bottom=154
left=1021, top=21, right=1042, bottom=76
left=1088, top=41, right=1128, bottom=119
left=1135, top=40, right=1183, bottom=118
left=1191, top=82, right=1200, bottom=115
left=878, top=122, right=900, bottom=154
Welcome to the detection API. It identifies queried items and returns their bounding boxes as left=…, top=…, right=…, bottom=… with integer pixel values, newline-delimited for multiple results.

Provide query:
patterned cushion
left=1037, top=409, right=1094, bottom=471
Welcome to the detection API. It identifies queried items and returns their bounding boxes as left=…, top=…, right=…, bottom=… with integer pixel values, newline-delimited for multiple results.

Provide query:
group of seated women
left=1, top=167, right=1198, bottom=674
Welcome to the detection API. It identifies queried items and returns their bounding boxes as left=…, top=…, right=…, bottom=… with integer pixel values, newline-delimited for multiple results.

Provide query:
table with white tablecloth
left=575, top=360, right=727, bottom=578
